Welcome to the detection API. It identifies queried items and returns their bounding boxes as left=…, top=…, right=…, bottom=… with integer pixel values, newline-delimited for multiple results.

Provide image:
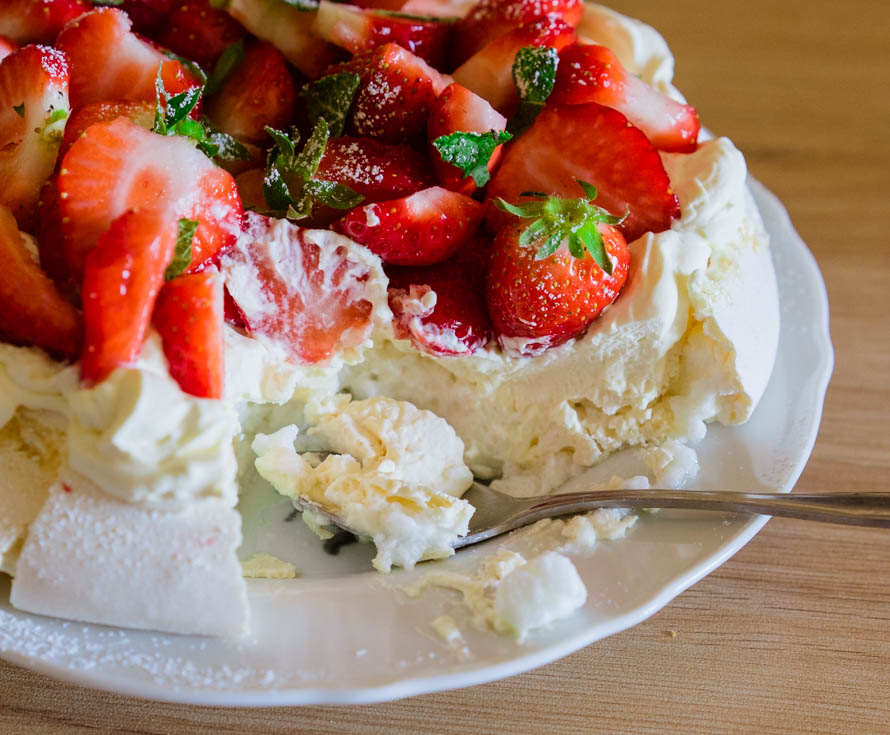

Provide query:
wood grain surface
left=2, top=0, right=889, bottom=732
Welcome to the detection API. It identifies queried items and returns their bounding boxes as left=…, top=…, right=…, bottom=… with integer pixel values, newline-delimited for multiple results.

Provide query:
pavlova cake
left=0, top=0, right=778, bottom=637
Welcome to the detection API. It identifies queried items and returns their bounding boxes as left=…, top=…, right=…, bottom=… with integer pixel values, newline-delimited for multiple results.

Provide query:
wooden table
left=2, top=0, right=889, bottom=732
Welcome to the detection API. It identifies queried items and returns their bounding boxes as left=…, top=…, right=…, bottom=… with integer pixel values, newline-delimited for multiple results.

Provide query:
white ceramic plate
left=0, top=180, right=833, bottom=706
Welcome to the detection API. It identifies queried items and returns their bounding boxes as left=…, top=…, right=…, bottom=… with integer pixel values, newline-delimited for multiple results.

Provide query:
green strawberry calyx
left=494, top=180, right=626, bottom=274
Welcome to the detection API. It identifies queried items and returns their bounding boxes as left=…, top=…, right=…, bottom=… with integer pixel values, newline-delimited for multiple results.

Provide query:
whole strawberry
left=487, top=181, right=629, bottom=356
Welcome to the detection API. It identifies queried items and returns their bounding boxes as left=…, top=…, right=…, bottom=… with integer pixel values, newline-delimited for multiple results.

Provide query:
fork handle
left=521, top=491, right=890, bottom=528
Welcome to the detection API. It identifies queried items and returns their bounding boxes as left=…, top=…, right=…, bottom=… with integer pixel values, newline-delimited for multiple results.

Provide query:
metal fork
left=293, top=483, right=890, bottom=550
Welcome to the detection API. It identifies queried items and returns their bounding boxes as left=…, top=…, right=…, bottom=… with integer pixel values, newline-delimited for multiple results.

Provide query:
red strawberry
left=486, top=103, right=680, bottom=243
left=0, top=0, right=89, bottom=44
left=330, top=42, right=451, bottom=142
left=58, top=117, right=243, bottom=282
left=206, top=40, right=296, bottom=144
left=551, top=44, right=700, bottom=153
left=334, top=186, right=483, bottom=266
left=35, top=178, right=78, bottom=303
left=80, top=209, right=176, bottom=383
left=56, top=8, right=201, bottom=111
left=157, top=0, right=246, bottom=69
left=349, top=0, right=409, bottom=10
left=0, top=204, right=81, bottom=359
left=223, top=0, right=343, bottom=79
left=453, top=0, right=582, bottom=66
left=487, top=200, right=629, bottom=355
left=0, top=35, right=17, bottom=61
left=386, top=239, right=491, bottom=356
left=313, top=0, right=451, bottom=68
left=59, top=99, right=155, bottom=159
left=0, top=44, right=69, bottom=228
left=234, top=167, right=266, bottom=212
left=153, top=269, right=224, bottom=399
left=220, top=213, right=379, bottom=365
left=316, top=136, right=434, bottom=202
left=115, top=0, right=176, bottom=36
left=427, top=82, right=507, bottom=194
left=452, top=16, right=576, bottom=113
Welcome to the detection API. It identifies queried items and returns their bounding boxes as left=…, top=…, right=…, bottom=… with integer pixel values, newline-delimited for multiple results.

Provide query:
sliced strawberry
left=427, top=82, right=507, bottom=194
left=58, top=117, right=243, bottom=282
left=551, top=43, right=700, bottom=153
left=486, top=103, right=680, bottom=242
left=400, top=0, right=475, bottom=15
left=0, top=0, right=89, bottom=44
left=116, top=0, right=176, bottom=36
left=329, top=42, right=451, bottom=142
left=0, top=204, right=81, bottom=359
left=206, top=40, right=296, bottom=144
left=56, top=8, right=201, bottom=111
left=452, top=16, right=576, bottom=113
left=386, top=239, right=491, bottom=356
left=156, top=0, right=246, bottom=69
left=334, top=186, right=482, bottom=266
left=487, top=219, right=629, bottom=355
left=35, top=178, right=78, bottom=304
left=316, top=136, right=434, bottom=202
left=313, top=0, right=451, bottom=68
left=153, top=269, right=224, bottom=399
left=81, top=209, right=176, bottom=383
left=453, top=0, right=582, bottom=66
left=59, top=99, right=154, bottom=159
left=0, top=44, right=69, bottom=228
left=234, top=167, right=266, bottom=212
left=0, top=35, right=17, bottom=61
left=224, top=0, right=343, bottom=79
left=220, top=213, right=379, bottom=365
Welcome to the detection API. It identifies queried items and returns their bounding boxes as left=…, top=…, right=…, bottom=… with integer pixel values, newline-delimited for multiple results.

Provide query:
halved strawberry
left=0, top=44, right=69, bottom=228
left=220, top=213, right=379, bottom=365
left=329, top=42, right=451, bottom=142
left=452, top=16, right=575, bottom=113
left=223, top=0, right=343, bottom=79
left=0, top=204, right=81, bottom=359
left=157, top=0, right=246, bottom=69
left=80, top=209, right=176, bottom=383
left=58, top=117, right=243, bottom=282
left=0, top=0, right=89, bottom=44
left=59, top=99, right=155, bottom=159
left=206, top=40, right=296, bottom=144
left=386, top=239, right=491, bottom=356
left=316, top=136, right=434, bottom=202
left=486, top=189, right=629, bottom=355
left=0, top=35, right=17, bottom=61
left=427, top=82, right=507, bottom=194
left=452, top=0, right=582, bottom=66
left=153, top=269, right=224, bottom=399
left=551, top=43, right=700, bottom=153
left=56, top=8, right=201, bottom=111
left=116, top=0, right=176, bottom=36
left=334, top=186, right=482, bottom=266
left=314, top=0, right=451, bottom=68
left=486, top=103, right=680, bottom=243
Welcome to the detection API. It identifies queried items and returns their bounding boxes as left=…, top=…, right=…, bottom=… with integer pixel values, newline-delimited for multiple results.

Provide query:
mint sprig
left=153, top=71, right=249, bottom=162
left=301, top=72, right=361, bottom=138
left=507, top=46, right=558, bottom=137
left=262, top=118, right=364, bottom=219
left=432, top=129, right=512, bottom=187
left=205, top=40, right=244, bottom=95
left=165, top=218, right=199, bottom=281
left=494, top=180, right=625, bottom=273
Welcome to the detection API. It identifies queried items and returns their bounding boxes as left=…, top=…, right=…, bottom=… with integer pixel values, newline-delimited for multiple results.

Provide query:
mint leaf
left=201, top=129, right=250, bottom=161
left=304, top=179, right=364, bottom=209
left=432, top=129, right=512, bottom=187
left=13, top=103, right=25, bottom=118
left=507, top=46, right=558, bottom=137
left=206, top=40, right=244, bottom=95
left=263, top=164, right=294, bottom=212
left=293, top=117, right=329, bottom=179
left=165, top=218, right=198, bottom=281
left=91, top=0, right=124, bottom=5
left=164, top=87, right=202, bottom=130
left=301, top=72, right=360, bottom=138
left=265, top=126, right=298, bottom=169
